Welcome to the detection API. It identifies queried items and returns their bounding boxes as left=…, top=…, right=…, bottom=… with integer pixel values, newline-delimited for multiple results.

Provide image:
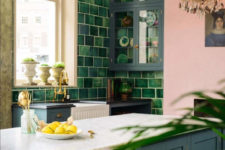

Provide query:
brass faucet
left=53, top=70, right=68, bottom=102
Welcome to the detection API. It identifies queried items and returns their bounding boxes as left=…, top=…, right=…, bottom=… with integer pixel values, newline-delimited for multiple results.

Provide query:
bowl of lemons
left=37, top=121, right=82, bottom=140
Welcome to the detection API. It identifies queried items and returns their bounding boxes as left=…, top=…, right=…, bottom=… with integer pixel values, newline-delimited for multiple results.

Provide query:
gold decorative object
left=18, top=91, right=31, bottom=110
left=179, top=0, right=224, bottom=15
left=53, top=70, right=68, bottom=102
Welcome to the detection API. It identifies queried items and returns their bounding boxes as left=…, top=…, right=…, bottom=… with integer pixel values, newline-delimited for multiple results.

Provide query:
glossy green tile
left=79, top=89, right=88, bottom=99
left=85, top=57, right=93, bottom=66
left=152, top=99, right=162, bottom=108
left=90, top=0, right=95, bottom=4
left=157, top=89, right=163, bottom=98
left=102, top=78, right=107, bottom=87
left=135, top=79, right=148, bottom=87
left=79, top=24, right=89, bottom=35
left=132, top=88, right=141, bottom=97
left=77, top=78, right=84, bottom=88
left=129, top=72, right=141, bottom=78
left=92, top=47, right=99, bottom=56
left=95, top=16, right=103, bottom=26
left=90, top=26, right=98, bottom=36
left=69, top=89, right=78, bottom=100
left=12, top=91, right=19, bottom=102
left=99, top=27, right=107, bottom=37
left=98, top=68, right=107, bottom=77
left=115, top=71, right=128, bottom=78
left=99, top=7, right=107, bottom=17
left=103, top=58, right=109, bottom=67
left=95, top=0, right=102, bottom=6
left=78, top=13, right=84, bottom=23
left=89, top=68, right=97, bottom=77
left=90, top=5, right=98, bottom=15
left=142, top=72, right=155, bottom=78
left=78, top=67, right=88, bottom=77
left=33, top=90, right=45, bottom=101
left=107, top=71, right=115, bottom=77
left=98, top=88, right=106, bottom=97
left=149, top=79, right=162, bottom=87
left=46, top=89, right=54, bottom=101
left=142, top=89, right=155, bottom=98
left=93, top=78, right=102, bottom=87
left=99, top=48, right=106, bottom=57
left=103, top=0, right=109, bottom=7
left=85, top=14, right=95, bottom=25
left=95, top=37, right=103, bottom=47
left=84, top=78, right=93, bottom=88
left=78, top=56, right=84, bottom=66
left=88, top=88, right=97, bottom=98
left=155, top=71, right=163, bottom=78
left=78, top=35, right=84, bottom=45
left=79, top=2, right=89, bottom=13
left=103, top=18, right=109, bottom=27
left=104, top=38, right=110, bottom=47
left=94, top=58, right=102, bottom=67
left=85, top=36, right=94, bottom=46
left=79, top=45, right=90, bottom=56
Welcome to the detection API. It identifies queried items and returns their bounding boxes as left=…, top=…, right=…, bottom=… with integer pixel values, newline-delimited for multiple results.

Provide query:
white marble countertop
left=0, top=114, right=192, bottom=150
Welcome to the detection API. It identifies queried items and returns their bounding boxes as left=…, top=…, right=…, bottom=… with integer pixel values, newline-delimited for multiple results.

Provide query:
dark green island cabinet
left=139, top=128, right=222, bottom=150
left=109, top=0, right=164, bottom=71
left=12, top=103, right=74, bottom=127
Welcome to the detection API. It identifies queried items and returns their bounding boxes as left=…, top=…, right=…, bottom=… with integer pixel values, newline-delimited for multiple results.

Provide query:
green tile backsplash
left=12, top=0, right=163, bottom=115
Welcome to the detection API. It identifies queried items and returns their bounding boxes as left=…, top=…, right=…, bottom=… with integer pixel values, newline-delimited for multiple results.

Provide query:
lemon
left=55, top=126, right=65, bottom=134
left=66, top=125, right=77, bottom=134
left=52, top=121, right=61, bottom=126
left=59, top=123, right=69, bottom=130
left=41, top=126, right=54, bottom=134
left=48, top=123, right=59, bottom=131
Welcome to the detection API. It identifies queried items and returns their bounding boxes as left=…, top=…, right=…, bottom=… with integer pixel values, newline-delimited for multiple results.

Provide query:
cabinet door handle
left=56, top=113, right=63, bottom=118
left=134, top=45, right=139, bottom=49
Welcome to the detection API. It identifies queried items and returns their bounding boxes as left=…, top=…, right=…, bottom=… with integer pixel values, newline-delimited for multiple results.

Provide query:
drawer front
left=47, top=108, right=71, bottom=123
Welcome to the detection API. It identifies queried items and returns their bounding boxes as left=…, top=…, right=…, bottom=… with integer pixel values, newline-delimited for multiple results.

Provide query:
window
left=14, top=0, right=77, bottom=86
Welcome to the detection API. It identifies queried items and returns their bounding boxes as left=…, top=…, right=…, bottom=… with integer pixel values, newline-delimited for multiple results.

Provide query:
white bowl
left=37, top=129, right=82, bottom=140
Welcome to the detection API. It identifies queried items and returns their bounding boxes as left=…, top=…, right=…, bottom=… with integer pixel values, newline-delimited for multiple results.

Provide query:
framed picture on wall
left=205, top=9, right=225, bottom=47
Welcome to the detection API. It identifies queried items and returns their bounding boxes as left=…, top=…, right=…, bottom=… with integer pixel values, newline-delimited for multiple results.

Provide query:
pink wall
left=164, top=0, right=225, bottom=115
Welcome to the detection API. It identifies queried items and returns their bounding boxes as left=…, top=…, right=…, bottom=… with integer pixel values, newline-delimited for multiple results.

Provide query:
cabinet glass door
left=114, top=11, right=134, bottom=64
left=138, top=9, right=160, bottom=64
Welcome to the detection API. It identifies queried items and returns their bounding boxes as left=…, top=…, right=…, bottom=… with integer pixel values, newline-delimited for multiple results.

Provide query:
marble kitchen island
left=0, top=114, right=222, bottom=150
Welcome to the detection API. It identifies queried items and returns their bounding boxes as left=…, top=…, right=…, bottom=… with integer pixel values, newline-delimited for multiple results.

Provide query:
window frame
left=13, top=0, right=77, bottom=87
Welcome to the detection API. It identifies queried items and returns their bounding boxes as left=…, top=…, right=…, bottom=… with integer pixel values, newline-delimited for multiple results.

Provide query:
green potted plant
left=114, top=82, right=225, bottom=150
left=21, top=58, right=39, bottom=85
left=119, top=81, right=132, bottom=100
left=39, top=64, right=51, bottom=85
left=51, top=62, right=65, bottom=85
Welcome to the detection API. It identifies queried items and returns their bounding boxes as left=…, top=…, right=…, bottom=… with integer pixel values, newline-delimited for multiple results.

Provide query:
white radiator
left=71, top=103, right=109, bottom=120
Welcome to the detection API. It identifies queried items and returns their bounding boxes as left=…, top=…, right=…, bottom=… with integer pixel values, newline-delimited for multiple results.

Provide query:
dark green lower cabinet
left=12, top=105, right=72, bottom=127
left=138, top=129, right=222, bottom=150
left=191, top=129, right=221, bottom=150
left=223, top=129, right=225, bottom=150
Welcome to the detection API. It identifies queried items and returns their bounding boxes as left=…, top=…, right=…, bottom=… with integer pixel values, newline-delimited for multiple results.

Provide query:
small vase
left=39, top=66, right=51, bottom=85
left=21, top=109, right=36, bottom=134
left=22, top=61, right=39, bottom=85
left=51, top=67, right=64, bottom=85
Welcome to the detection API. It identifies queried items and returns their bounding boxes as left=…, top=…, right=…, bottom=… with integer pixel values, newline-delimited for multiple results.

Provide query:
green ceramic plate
left=119, top=36, right=129, bottom=47
left=117, top=54, right=128, bottom=63
left=146, top=11, right=156, bottom=27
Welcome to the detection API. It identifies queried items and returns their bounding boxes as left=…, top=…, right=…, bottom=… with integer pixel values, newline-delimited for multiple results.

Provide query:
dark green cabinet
left=138, top=129, right=222, bottom=150
left=109, top=0, right=164, bottom=71
left=12, top=104, right=72, bottom=127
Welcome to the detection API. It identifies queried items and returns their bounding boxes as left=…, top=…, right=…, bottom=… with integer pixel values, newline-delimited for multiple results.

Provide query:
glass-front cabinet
left=110, top=0, right=164, bottom=71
